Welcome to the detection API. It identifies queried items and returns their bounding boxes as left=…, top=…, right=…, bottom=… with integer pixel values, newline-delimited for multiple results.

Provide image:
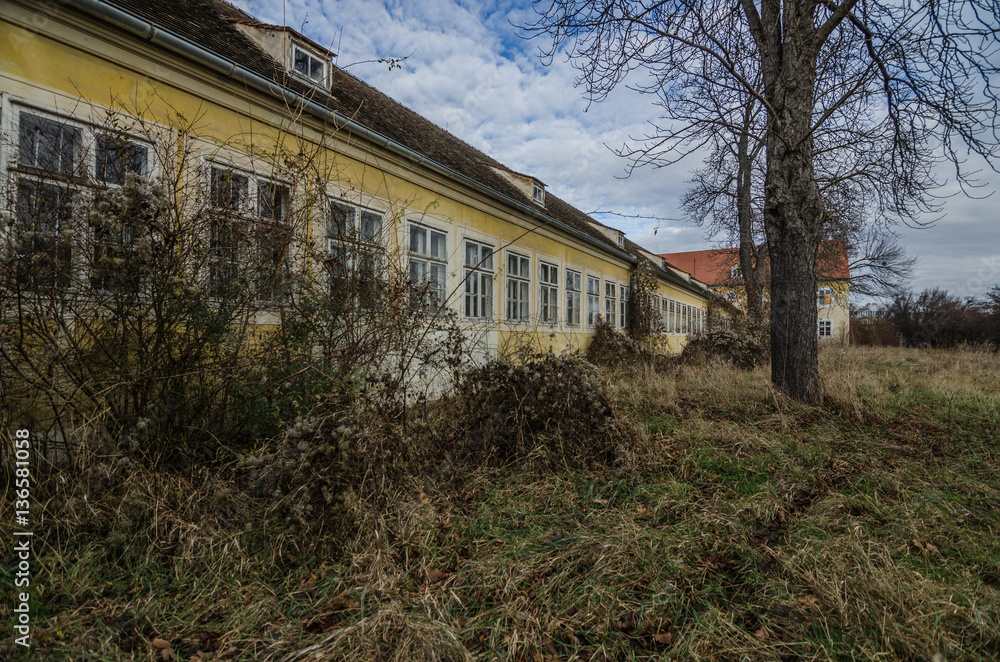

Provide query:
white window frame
left=2, top=98, right=156, bottom=292
left=619, top=284, right=630, bottom=329
left=661, top=297, right=669, bottom=332
left=566, top=268, right=582, bottom=326
left=506, top=250, right=531, bottom=323
left=539, top=261, right=559, bottom=325
left=463, top=238, right=494, bottom=319
left=605, top=281, right=617, bottom=328
left=818, top=319, right=834, bottom=338
left=326, top=198, right=385, bottom=303
left=408, top=222, right=449, bottom=310
left=818, top=287, right=834, bottom=307
left=290, top=42, right=329, bottom=87
left=205, top=161, right=291, bottom=303
left=586, top=275, right=601, bottom=328
left=531, top=183, right=545, bottom=205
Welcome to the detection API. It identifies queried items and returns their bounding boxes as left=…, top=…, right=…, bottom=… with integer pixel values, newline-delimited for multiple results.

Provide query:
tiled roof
left=660, top=239, right=851, bottom=286
left=101, top=0, right=623, bottom=256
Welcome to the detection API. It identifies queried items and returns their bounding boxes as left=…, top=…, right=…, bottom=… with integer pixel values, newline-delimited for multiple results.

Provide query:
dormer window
left=292, top=43, right=328, bottom=86
left=617, top=233, right=624, bottom=248
left=730, top=265, right=742, bottom=280
left=531, top=183, right=545, bottom=205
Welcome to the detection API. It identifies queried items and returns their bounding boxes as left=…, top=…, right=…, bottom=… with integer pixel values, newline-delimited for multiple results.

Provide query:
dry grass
left=2, top=346, right=999, bottom=661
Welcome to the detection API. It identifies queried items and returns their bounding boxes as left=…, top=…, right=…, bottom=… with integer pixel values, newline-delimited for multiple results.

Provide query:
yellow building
left=1, top=0, right=712, bottom=365
left=660, top=241, right=851, bottom=343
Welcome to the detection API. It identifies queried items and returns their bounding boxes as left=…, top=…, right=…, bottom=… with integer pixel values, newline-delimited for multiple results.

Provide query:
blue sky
left=232, top=0, right=1000, bottom=300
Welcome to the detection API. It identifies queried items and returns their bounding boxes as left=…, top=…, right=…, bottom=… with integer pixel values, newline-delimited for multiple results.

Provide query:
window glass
left=566, top=269, right=582, bottom=326
left=19, top=112, right=81, bottom=175
left=96, top=134, right=148, bottom=185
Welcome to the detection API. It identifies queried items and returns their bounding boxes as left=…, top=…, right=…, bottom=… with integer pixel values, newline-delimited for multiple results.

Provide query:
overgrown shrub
left=586, top=319, right=671, bottom=370
left=680, top=326, right=768, bottom=370
left=453, top=350, right=625, bottom=469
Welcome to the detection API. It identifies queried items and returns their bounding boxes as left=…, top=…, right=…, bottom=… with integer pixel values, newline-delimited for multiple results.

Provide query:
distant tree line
left=873, top=287, right=1000, bottom=349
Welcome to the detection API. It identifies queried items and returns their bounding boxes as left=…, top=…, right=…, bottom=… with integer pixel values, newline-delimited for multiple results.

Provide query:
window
left=9, top=106, right=154, bottom=292
left=327, top=200, right=383, bottom=303
left=539, top=262, right=559, bottom=325
left=730, top=265, right=742, bottom=281
left=531, top=183, right=545, bottom=205
left=668, top=299, right=675, bottom=333
left=619, top=284, right=630, bottom=329
left=661, top=297, right=670, bottom=332
left=818, top=287, right=834, bottom=307
left=566, top=269, right=582, bottom=326
left=408, top=224, right=448, bottom=309
left=207, top=165, right=290, bottom=302
left=605, top=281, right=616, bottom=328
left=292, top=44, right=327, bottom=85
left=586, top=276, right=601, bottom=327
left=96, top=133, right=148, bottom=185
left=818, top=319, right=833, bottom=337
left=464, top=239, right=494, bottom=319
left=506, top=251, right=531, bottom=322
left=617, top=233, right=625, bottom=248
left=14, top=180, right=75, bottom=289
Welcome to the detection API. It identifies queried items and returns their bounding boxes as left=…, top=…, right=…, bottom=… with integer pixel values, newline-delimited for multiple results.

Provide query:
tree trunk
left=759, top=0, right=825, bottom=403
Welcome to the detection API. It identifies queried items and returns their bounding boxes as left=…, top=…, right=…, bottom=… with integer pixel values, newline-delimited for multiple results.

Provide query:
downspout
left=63, top=0, right=637, bottom=266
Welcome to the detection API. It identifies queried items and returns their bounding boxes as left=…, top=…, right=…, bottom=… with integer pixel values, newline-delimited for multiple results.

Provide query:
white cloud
left=235, top=0, right=999, bottom=295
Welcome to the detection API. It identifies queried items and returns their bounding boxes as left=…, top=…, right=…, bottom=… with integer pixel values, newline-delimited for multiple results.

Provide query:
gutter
left=63, top=0, right=639, bottom=266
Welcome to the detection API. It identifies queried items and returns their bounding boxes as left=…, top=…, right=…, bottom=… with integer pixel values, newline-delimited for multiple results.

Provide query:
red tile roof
left=660, top=239, right=850, bottom=286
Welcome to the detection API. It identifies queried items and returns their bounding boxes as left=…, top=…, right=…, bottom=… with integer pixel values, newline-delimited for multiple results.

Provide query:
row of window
left=6, top=102, right=709, bottom=331
left=406, top=222, right=641, bottom=328
left=660, top=297, right=705, bottom=336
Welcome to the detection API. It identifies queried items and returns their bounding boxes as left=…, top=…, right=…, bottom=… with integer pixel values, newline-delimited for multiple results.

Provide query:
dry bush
left=452, top=350, right=628, bottom=470
left=586, top=319, right=672, bottom=371
left=680, top=325, right=768, bottom=370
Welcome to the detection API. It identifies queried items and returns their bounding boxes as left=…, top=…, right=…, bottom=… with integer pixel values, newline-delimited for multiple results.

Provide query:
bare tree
left=524, top=0, right=1000, bottom=401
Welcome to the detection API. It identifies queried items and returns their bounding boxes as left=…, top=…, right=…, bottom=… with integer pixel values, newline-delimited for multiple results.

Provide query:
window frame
left=205, top=161, right=292, bottom=303
left=463, top=237, right=494, bottom=320
left=818, top=319, right=834, bottom=338
left=604, top=281, right=617, bottom=328
left=506, top=250, right=531, bottom=323
left=619, top=284, right=630, bottom=329
left=407, top=221, right=449, bottom=310
left=586, top=275, right=601, bottom=328
left=326, top=197, right=386, bottom=304
left=290, top=42, right=329, bottom=87
left=818, top=287, right=834, bottom=307
left=565, top=268, right=582, bottom=327
left=539, top=260, right=559, bottom=325
left=2, top=98, right=156, bottom=292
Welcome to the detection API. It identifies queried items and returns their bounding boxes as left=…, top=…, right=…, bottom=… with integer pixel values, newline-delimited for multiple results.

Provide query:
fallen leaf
left=151, top=638, right=172, bottom=649
left=593, top=497, right=608, bottom=505
left=754, top=626, right=770, bottom=640
left=427, top=570, right=447, bottom=584
left=158, top=647, right=175, bottom=662
left=652, top=632, right=674, bottom=645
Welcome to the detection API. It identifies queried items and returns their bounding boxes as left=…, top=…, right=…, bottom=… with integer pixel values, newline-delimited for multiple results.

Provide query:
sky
left=232, top=0, right=1000, bottom=301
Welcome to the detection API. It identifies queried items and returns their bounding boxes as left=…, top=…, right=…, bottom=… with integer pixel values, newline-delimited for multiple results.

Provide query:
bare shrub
left=452, top=350, right=626, bottom=469
left=586, top=318, right=671, bottom=370
left=681, top=323, right=769, bottom=370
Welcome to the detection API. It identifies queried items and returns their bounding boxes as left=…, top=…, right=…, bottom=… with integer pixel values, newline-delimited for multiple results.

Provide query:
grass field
left=3, top=346, right=999, bottom=661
